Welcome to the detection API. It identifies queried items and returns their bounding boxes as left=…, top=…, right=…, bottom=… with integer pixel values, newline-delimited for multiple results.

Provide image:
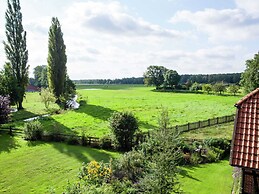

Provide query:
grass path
left=0, top=133, right=119, bottom=193
left=179, top=159, right=233, bottom=194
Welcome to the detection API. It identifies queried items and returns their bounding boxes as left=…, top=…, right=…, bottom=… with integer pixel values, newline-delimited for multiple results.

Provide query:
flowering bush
left=0, top=95, right=11, bottom=124
left=79, top=160, right=112, bottom=185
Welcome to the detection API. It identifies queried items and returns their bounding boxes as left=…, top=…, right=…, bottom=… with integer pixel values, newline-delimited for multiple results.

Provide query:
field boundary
left=0, top=114, right=235, bottom=148
left=173, top=114, right=235, bottom=133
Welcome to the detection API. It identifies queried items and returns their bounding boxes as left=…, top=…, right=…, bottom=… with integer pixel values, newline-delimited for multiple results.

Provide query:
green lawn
left=179, top=159, right=233, bottom=194
left=11, top=85, right=240, bottom=137
left=49, top=86, right=239, bottom=137
left=0, top=133, right=119, bottom=194
left=181, top=122, right=234, bottom=140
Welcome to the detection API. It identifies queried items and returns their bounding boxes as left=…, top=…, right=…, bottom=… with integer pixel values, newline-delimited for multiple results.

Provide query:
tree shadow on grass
left=77, top=102, right=157, bottom=132
left=11, top=109, right=40, bottom=122
left=0, top=133, right=21, bottom=153
left=52, top=142, right=117, bottom=163
left=75, top=103, right=115, bottom=121
left=39, top=118, right=116, bottom=163
left=178, top=167, right=201, bottom=182
left=139, top=121, right=156, bottom=131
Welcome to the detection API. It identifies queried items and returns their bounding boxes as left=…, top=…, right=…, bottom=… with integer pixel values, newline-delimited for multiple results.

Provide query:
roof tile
left=230, top=88, right=259, bottom=169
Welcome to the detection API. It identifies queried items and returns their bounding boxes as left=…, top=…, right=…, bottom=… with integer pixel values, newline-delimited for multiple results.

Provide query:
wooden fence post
left=9, top=126, right=13, bottom=136
left=216, top=117, right=219, bottom=124
left=208, top=119, right=210, bottom=127
left=187, top=123, right=190, bottom=131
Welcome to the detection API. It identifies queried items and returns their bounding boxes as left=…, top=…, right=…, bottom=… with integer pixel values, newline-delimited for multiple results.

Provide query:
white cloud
left=148, top=46, right=245, bottom=74
left=235, top=0, right=259, bottom=18
left=0, top=0, right=256, bottom=79
left=170, top=7, right=259, bottom=42
left=64, top=1, right=182, bottom=38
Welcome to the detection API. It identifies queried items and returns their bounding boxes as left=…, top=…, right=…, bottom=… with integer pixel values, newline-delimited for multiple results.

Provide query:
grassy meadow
left=181, top=122, right=234, bottom=140
left=12, top=85, right=240, bottom=137
left=1, top=84, right=238, bottom=193
left=0, top=133, right=119, bottom=193
left=179, top=159, right=233, bottom=194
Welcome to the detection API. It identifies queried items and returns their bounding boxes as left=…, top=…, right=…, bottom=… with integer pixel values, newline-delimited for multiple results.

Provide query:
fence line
left=0, top=114, right=235, bottom=148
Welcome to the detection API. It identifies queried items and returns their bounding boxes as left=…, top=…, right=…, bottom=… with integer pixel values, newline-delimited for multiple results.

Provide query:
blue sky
left=0, top=0, right=259, bottom=79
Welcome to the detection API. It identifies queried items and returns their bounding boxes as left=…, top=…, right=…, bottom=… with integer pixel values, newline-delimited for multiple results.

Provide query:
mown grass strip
left=0, top=133, right=119, bottom=193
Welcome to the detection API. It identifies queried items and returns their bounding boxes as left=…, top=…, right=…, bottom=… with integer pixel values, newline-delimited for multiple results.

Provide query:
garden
left=0, top=85, right=238, bottom=193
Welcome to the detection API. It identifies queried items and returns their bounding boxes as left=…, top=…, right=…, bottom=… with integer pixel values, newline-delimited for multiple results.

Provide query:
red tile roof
left=230, top=88, right=259, bottom=169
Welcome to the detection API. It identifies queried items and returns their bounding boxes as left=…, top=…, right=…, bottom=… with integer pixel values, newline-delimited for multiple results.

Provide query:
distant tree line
left=73, top=77, right=144, bottom=85
left=180, top=73, right=241, bottom=84
left=71, top=73, right=241, bottom=86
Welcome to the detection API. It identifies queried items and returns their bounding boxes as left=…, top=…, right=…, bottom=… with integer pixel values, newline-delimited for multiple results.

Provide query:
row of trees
left=180, top=73, right=241, bottom=84
left=0, top=0, right=75, bottom=111
left=72, top=73, right=241, bottom=86
left=143, top=66, right=180, bottom=89
left=73, top=77, right=144, bottom=85
left=190, top=82, right=239, bottom=95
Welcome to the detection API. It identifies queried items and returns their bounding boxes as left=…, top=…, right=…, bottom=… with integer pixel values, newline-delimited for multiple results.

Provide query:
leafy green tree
left=33, top=65, right=48, bottom=88
left=190, top=82, right=202, bottom=92
left=109, top=111, right=139, bottom=151
left=240, top=52, right=259, bottom=93
left=0, top=63, right=19, bottom=105
left=144, top=66, right=168, bottom=89
left=164, top=70, right=180, bottom=89
left=213, top=82, right=226, bottom=95
left=40, top=88, right=55, bottom=109
left=3, top=0, right=29, bottom=110
left=227, top=85, right=239, bottom=96
left=202, top=84, right=212, bottom=94
left=47, top=17, right=67, bottom=103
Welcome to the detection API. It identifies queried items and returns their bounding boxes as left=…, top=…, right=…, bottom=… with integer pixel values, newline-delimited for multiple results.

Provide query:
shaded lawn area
left=181, top=122, right=234, bottom=140
left=0, top=133, right=119, bottom=194
left=179, top=159, right=233, bottom=194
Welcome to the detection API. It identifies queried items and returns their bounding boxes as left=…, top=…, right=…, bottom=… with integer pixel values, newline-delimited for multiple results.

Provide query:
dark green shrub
left=190, top=152, right=202, bottom=165
left=81, top=131, right=87, bottom=146
left=112, top=150, right=147, bottom=183
left=109, top=111, right=138, bottom=151
left=24, top=120, right=43, bottom=140
left=205, top=149, right=219, bottom=162
left=203, top=138, right=230, bottom=158
left=44, top=125, right=64, bottom=142
left=111, top=179, right=137, bottom=194
left=66, top=135, right=79, bottom=145
left=99, top=135, right=112, bottom=149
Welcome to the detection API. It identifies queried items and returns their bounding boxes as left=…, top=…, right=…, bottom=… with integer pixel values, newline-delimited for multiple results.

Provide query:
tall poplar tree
left=3, top=0, right=29, bottom=110
left=47, top=17, right=67, bottom=103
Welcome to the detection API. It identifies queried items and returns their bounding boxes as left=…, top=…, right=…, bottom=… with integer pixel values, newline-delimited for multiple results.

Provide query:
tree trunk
left=17, top=101, right=23, bottom=110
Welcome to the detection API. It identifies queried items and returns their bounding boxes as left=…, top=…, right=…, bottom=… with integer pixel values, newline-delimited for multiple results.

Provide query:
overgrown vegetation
left=64, top=109, right=182, bottom=194
left=0, top=95, right=11, bottom=124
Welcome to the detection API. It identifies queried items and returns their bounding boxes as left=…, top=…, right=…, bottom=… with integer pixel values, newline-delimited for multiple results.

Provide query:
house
left=26, top=85, right=40, bottom=92
left=230, top=88, right=259, bottom=193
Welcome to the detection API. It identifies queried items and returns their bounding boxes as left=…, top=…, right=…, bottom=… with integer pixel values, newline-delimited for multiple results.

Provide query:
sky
left=0, top=0, right=259, bottom=79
